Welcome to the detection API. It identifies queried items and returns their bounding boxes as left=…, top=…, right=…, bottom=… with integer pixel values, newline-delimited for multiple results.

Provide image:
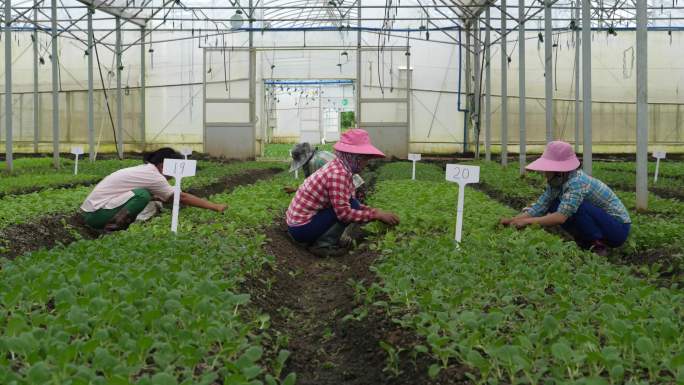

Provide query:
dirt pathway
left=247, top=225, right=469, bottom=385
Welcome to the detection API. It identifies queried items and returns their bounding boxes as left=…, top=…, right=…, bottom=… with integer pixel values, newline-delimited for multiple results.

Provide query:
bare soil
left=245, top=224, right=472, bottom=385
left=0, top=167, right=283, bottom=260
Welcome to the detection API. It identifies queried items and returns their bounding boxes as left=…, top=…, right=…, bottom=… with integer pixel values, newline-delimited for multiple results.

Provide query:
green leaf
left=428, top=364, right=441, bottom=378
left=551, top=342, right=573, bottom=363
left=282, top=373, right=296, bottom=385
left=243, top=346, right=264, bottom=362
left=635, top=336, right=655, bottom=356
left=150, top=372, right=178, bottom=385
left=609, top=365, right=624, bottom=381
left=27, top=362, right=51, bottom=384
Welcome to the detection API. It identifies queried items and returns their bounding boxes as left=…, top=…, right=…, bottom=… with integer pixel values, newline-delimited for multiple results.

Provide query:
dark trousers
left=549, top=199, right=631, bottom=248
left=288, top=198, right=361, bottom=245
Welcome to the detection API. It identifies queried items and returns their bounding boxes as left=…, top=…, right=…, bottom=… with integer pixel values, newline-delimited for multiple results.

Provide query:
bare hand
left=499, top=217, right=513, bottom=226
left=213, top=203, right=228, bottom=213
left=376, top=210, right=400, bottom=226
left=510, top=217, right=530, bottom=229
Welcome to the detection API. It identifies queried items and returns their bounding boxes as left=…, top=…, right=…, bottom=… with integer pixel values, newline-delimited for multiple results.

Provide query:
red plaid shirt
left=286, top=158, right=377, bottom=226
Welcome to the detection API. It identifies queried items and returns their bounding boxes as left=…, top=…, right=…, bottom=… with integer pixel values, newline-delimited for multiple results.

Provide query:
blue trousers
left=288, top=198, right=361, bottom=244
left=549, top=199, right=630, bottom=248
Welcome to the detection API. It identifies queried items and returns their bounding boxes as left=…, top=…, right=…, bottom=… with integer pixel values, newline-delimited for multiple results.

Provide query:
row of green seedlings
left=0, top=172, right=296, bottom=385
left=363, top=162, right=684, bottom=384
left=592, top=161, right=684, bottom=180
left=0, top=159, right=142, bottom=197
left=470, top=161, right=684, bottom=285
left=0, top=161, right=285, bottom=231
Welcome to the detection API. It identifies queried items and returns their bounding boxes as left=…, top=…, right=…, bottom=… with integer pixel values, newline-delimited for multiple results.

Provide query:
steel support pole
left=51, top=0, right=59, bottom=168
left=473, top=20, right=481, bottom=159
left=500, top=0, right=508, bottom=166
left=249, top=0, right=256, bottom=157
left=5, top=0, right=13, bottom=172
left=635, top=0, right=648, bottom=210
left=464, top=25, right=471, bottom=154
left=574, top=2, right=580, bottom=153
left=544, top=1, right=553, bottom=142
left=33, top=0, right=39, bottom=154
left=116, top=17, right=123, bottom=158
left=140, top=27, right=146, bottom=152
left=581, top=0, right=592, bottom=174
left=87, top=8, right=95, bottom=161
left=484, top=6, right=491, bottom=161
left=519, top=0, right=526, bottom=175
left=356, top=0, right=361, bottom=124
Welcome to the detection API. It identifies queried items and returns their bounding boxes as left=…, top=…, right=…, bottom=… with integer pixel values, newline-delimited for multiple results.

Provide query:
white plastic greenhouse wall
left=0, top=0, right=683, bottom=157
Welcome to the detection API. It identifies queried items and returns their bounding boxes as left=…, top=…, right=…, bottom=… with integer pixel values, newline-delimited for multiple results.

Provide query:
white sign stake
left=445, top=164, right=480, bottom=243
left=162, top=159, right=197, bottom=233
left=180, top=147, right=193, bottom=160
left=71, top=146, right=84, bottom=175
left=408, top=153, right=421, bottom=180
left=653, top=151, right=666, bottom=183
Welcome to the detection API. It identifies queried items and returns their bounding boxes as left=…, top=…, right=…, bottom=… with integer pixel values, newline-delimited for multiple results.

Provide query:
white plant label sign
left=162, top=159, right=197, bottom=233
left=445, top=164, right=480, bottom=243
left=180, top=147, right=193, bottom=160
left=408, top=153, right=421, bottom=180
left=653, top=151, right=666, bottom=183
left=71, top=146, right=84, bottom=175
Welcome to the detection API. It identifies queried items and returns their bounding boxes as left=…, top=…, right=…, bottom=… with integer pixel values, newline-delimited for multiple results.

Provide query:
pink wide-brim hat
left=526, top=141, right=580, bottom=172
left=333, top=128, right=386, bottom=157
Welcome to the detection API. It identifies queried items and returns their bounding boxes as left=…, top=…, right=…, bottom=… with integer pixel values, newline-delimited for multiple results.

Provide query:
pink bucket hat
left=526, top=141, right=580, bottom=172
left=333, top=129, right=385, bottom=157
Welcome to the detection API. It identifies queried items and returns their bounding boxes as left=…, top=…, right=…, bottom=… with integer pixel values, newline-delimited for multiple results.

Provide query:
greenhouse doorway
left=264, top=79, right=356, bottom=145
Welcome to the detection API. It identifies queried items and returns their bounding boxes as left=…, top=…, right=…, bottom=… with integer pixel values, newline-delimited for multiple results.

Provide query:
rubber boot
left=103, top=208, right=135, bottom=233
left=308, top=222, right=348, bottom=258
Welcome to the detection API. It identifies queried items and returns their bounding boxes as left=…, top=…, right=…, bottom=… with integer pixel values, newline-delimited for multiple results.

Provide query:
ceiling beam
left=76, top=0, right=146, bottom=27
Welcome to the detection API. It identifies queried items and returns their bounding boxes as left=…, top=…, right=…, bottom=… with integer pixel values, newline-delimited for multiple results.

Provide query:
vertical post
left=518, top=0, right=526, bottom=175
left=140, top=27, right=146, bottom=152
left=249, top=0, right=256, bottom=156
left=544, top=1, right=553, bottom=142
left=464, top=25, right=471, bottom=155
left=33, top=0, right=39, bottom=153
left=116, top=17, right=123, bottom=158
left=356, top=0, right=361, bottom=125
left=484, top=6, right=491, bottom=161
left=406, top=42, right=411, bottom=155
left=473, top=20, right=481, bottom=159
left=582, top=0, right=592, bottom=174
left=5, top=0, right=13, bottom=172
left=574, top=1, right=580, bottom=152
left=500, top=0, right=508, bottom=166
left=87, top=7, right=95, bottom=161
left=635, top=0, right=648, bottom=210
left=51, top=0, right=59, bottom=168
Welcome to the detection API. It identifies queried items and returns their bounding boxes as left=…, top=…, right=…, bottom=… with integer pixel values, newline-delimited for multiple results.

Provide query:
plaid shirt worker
left=524, top=170, right=631, bottom=224
left=286, top=158, right=376, bottom=226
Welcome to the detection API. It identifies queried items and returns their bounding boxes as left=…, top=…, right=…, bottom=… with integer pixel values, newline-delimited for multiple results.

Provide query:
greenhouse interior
left=1, top=0, right=684, bottom=383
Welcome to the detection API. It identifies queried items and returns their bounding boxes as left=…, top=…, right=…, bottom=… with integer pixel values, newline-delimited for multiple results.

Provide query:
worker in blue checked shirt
left=500, top=141, right=631, bottom=256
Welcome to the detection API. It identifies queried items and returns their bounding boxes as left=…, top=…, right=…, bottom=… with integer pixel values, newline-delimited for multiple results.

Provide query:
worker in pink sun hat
left=500, top=141, right=631, bottom=256
left=286, top=128, right=400, bottom=257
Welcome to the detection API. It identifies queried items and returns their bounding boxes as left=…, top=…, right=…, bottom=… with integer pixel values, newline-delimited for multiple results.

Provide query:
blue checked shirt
left=525, top=170, right=631, bottom=224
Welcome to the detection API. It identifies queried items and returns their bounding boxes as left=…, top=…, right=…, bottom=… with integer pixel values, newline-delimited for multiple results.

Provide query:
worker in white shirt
left=80, top=147, right=226, bottom=232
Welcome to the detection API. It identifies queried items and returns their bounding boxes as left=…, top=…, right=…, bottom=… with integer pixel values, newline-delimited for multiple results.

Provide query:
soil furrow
left=246, top=225, right=469, bottom=385
left=0, top=167, right=282, bottom=260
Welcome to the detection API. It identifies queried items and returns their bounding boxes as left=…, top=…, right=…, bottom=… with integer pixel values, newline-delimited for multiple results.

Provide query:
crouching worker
left=80, top=147, right=227, bottom=232
left=500, top=141, right=631, bottom=256
left=286, top=129, right=400, bottom=257
left=284, top=143, right=336, bottom=193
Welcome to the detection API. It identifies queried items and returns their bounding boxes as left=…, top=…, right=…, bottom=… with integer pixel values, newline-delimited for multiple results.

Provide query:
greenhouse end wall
left=0, top=29, right=683, bottom=156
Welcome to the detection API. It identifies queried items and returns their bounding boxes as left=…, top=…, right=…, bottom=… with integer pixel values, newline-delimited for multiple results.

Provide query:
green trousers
left=82, top=188, right=152, bottom=229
